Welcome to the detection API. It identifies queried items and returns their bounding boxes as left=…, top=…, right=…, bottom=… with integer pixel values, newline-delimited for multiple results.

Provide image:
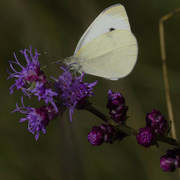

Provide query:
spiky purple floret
left=8, top=46, right=58, bottom=110
left=54, top=65, right=97, bottom=121
left=8, top=46, right=48, bottom=97
left=31, top=82, right=58, bottom=112
left=107, top=90, right=128, bottom=123
left=136, top=127, right=157, bottom=148
left=13, top=98, right=59, bottom=140
left=146, top=109, right=169, bottom=135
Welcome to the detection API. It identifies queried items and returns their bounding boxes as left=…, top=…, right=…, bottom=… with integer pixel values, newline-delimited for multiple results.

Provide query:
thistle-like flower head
left=54, top=65, right=97, bottom=121
left=8, top=46, right=58, bottom=111
left=13, top=98, right=60, bottom=140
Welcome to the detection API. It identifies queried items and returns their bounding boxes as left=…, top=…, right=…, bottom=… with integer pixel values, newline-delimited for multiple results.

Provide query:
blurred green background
left=1, top=0, right=180, bottom=179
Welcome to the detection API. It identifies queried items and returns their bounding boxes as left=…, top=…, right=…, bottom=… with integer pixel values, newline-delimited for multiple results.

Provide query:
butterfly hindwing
left=75, top=30, right=137, bottom=80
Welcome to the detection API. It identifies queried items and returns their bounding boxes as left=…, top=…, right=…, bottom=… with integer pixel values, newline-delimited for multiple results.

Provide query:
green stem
left=157, top=135, right=180, bottom=148
left=85, top=104, right=180, bottom=148
left=86, top=105, right=109, bottom=123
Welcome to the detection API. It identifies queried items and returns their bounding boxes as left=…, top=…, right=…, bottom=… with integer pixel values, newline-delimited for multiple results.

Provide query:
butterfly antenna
left=41, top=52, right=63, bottom=69
left=44, top=52, right=62, bottom=58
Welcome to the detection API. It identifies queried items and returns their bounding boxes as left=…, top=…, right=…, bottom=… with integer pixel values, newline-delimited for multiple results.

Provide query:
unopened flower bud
left=107, top=90, right=128, bottom=123
left=88, top=124, right=116, bottom=146
left=160, top=149, right=180, bottom=172
left=146, top=109, right=169, bottom=135
left=136, top=127, right=157, bottom=148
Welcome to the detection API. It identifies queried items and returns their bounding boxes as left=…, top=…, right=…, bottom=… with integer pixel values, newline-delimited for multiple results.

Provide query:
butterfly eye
left=109, top=28, right=115, bottom=31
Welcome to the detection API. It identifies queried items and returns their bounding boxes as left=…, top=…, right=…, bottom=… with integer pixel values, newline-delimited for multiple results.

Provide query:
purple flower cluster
left=8, top=47, right=46, bottom=94
left=8, top=46, right=58, bottom=111
left=14, top=99, right=60, bottom=140
left=160, top=149, right=180, bottom=172
left=106, top=90, right=128, bottom=123
left=136, top=109, right=169, bottom=148
left=8, top=47, right=97, bottom=140
left=54, top=66, right=97, bottom=121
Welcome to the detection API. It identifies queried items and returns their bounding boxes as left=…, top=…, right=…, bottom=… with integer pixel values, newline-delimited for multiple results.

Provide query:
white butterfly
left=63, top=4, right=138, bottom=80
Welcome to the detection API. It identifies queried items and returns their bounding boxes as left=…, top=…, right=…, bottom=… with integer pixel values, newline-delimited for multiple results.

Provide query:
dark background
left=1, top=0, right=180, bottom=179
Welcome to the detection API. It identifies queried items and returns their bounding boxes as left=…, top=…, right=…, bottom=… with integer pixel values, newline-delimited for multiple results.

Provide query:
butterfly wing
left=75, top=30, right=138, bottom=80
left=74, top=4, right=131, bottom=55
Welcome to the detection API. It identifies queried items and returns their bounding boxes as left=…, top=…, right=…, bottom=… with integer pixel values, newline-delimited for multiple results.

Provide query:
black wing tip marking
left=109, top=28, right=115, bottom=31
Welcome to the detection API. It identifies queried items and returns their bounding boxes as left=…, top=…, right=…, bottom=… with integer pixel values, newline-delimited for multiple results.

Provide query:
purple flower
left=31, top=82, right=58, bottom=112
left=54, top=65, right=97, bottom=121
left=146, top=109, right=169, bottom=135
left=160, top=149, right=180, bottom=172
left=13, top=98, right=60, bottom=140
left=136, top=127, right=157, bottom=148
left=107, top=90, right=128, bottom=123
left=88, top=124, right=115, bottom=146
left=8, top=46, right=58, bottom=111
left=8, top=46, right=48, bottom=97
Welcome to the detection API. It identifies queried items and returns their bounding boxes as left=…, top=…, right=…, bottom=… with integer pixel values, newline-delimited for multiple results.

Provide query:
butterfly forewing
left=74, top=4, right=131, bottom=55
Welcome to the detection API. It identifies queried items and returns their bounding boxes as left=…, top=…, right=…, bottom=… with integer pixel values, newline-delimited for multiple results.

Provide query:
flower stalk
left=86, top=104, right=180, bottom=148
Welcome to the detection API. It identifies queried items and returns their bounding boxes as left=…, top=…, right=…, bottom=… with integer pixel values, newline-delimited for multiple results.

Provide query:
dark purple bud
left=110, top=105, right=128, bottom=122
left=165, top=148, right=180, bottom=167
left=99, top=124, right=107, bottom=131
left=175, top=151, right=180, bottom=168
left=107, top=90, right=128, bottom=123
left=88, top=124, right=116, bottom=146
left=160, top=155, right=176, bottom=172
left=146, top=109, right=169, bottom=135
left=101, top=124, right=115, bottom=143
left=136, top=127, right=157, bottom=148
left=107, top=90, right=125, bottom=109
left=87, top=126, right=104, bottom=146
